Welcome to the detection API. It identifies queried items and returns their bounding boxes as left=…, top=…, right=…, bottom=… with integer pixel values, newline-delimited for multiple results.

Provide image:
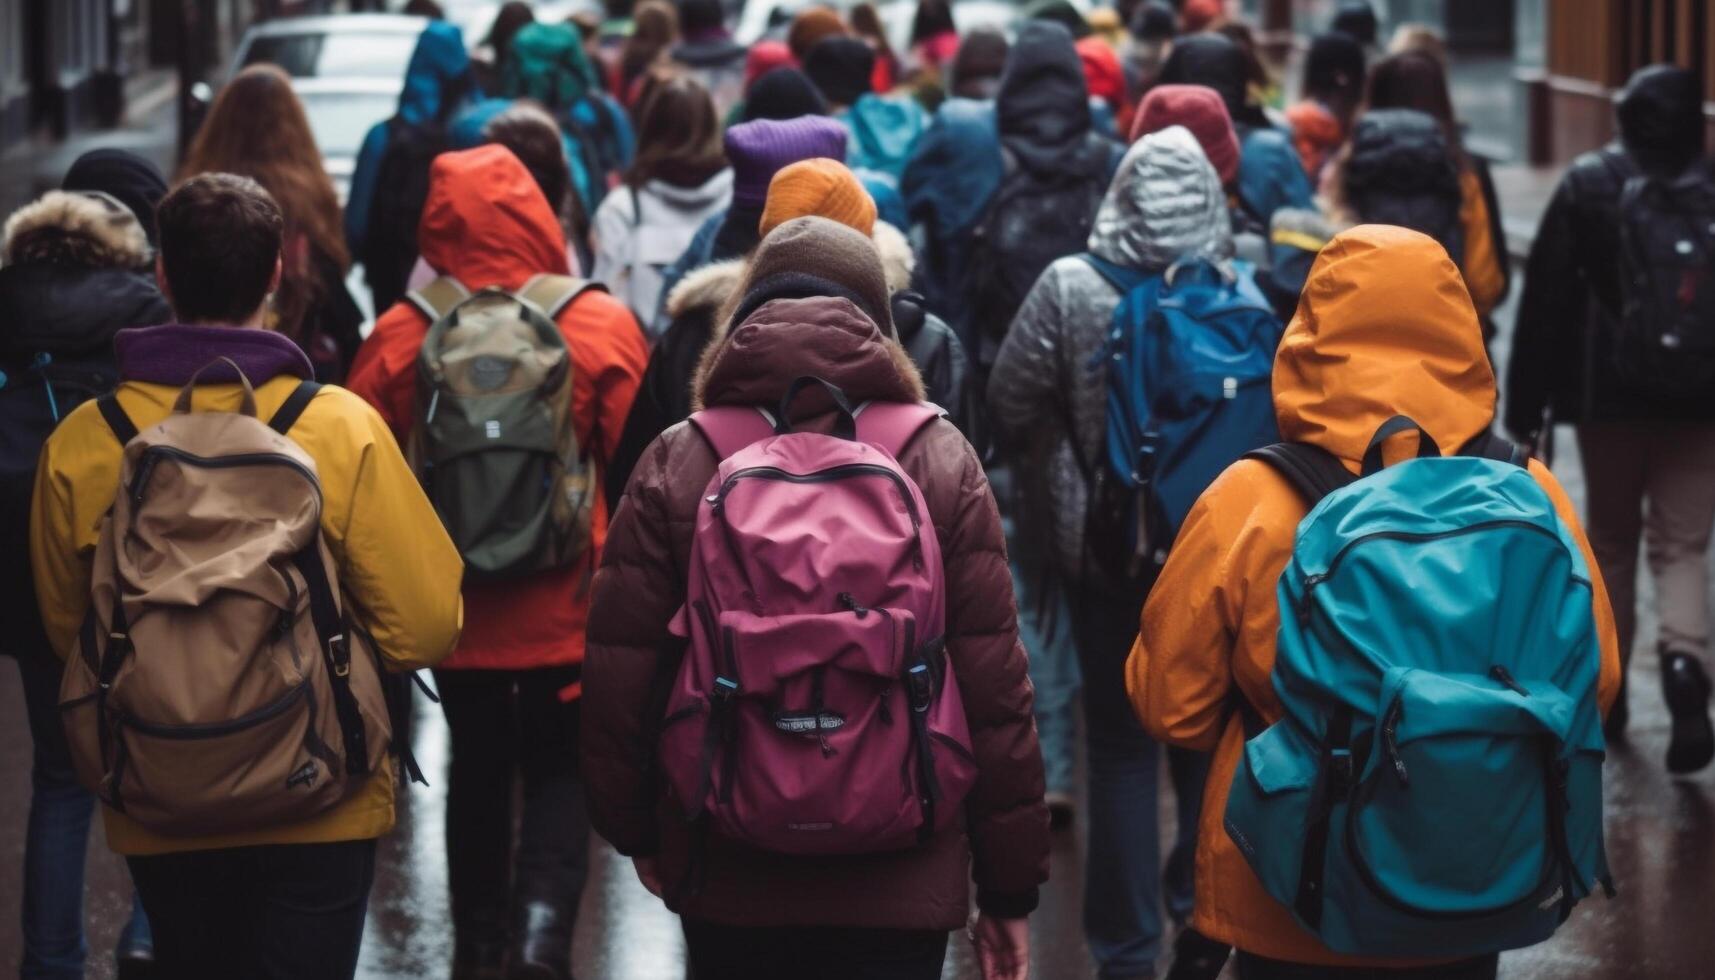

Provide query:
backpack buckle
left=328, top=634, right=350, bottom=677
left=1329, top=747, right=1354, bottom=797
left=907, top=662, right=933, bottom=713
left=711, top=676, right=739, bottom=703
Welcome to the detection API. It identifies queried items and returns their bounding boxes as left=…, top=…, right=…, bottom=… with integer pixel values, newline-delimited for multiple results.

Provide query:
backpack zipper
left=121, top=681, right=309, bottom=739
left=712, top=464, right=925, bottom=570
left=130, top=446, right=321, bottom=512
left=1297, top=520, right=1590, bottom=621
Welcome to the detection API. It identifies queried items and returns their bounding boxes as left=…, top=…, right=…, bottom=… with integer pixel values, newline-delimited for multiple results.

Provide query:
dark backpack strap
left=268, top=381, right=322, bottom=436
left=1459, top=429, right=1528, bottom=467
left=292, top=549, right=370, bottom=777
left=1242, top=443, right=1356, bottom=507
left=96, top=393, right=138, bottom=445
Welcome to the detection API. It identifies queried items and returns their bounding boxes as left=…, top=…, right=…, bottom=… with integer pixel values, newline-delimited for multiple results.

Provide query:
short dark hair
left=482, top=103, right=572, bottom=216
left=156, top=173, right=283, bottom=324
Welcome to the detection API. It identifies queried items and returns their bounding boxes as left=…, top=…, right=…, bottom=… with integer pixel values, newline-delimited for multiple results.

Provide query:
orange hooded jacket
left=347, top=144, right=648, bottom=674
left=1126, top=225, right=1621, bottom=966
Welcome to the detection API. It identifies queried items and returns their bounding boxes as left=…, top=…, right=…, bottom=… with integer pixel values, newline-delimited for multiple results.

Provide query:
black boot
left=115, top=934, right=156, bottom=980
left=509, top=900, right=573, bottom=980
left=1662, top=650, right=1715, bottom=774
left=1163, top=927, right=1231, bottom=980
left=451, top=936, right=508, bottom=980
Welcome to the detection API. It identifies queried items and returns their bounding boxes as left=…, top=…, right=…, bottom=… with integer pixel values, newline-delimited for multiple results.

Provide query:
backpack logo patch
left=286, top=762, right=319, bottom=789
left=484, top=420, right=501, bottom=439
left=773, top=711, right=846, bottom=736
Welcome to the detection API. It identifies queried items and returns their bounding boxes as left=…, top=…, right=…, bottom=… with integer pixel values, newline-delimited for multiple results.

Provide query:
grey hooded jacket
left=986, top=126, right=1232, bottom=584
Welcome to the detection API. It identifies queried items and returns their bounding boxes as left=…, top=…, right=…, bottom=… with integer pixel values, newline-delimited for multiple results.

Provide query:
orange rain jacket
left=1126, top=225, right=1621, bottom=967
left=347, top=144, right=648, bottom=674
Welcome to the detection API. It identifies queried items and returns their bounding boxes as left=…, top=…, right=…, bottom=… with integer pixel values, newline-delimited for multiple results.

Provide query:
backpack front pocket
left=1224, top=716, right=1323, bottom=909
left=1345, top=667, right=1581, bottom=920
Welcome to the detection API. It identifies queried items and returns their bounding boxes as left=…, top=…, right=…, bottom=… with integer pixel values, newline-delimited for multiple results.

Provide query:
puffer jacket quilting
left=987, top=126, right=1233, bottom=584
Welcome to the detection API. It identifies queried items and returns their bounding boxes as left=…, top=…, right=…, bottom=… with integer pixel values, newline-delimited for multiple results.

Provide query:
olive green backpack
left=406, top=274, right=603, bottom=579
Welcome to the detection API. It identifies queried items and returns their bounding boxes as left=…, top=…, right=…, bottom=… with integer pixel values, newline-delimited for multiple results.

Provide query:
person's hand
left=632, top=856, right=664, bottom=899
left=967, top=911, right=1030, bottom=980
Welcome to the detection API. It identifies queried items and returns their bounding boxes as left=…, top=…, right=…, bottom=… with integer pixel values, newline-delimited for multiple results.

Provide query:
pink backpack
left=660, top=378, right=978, bottom=856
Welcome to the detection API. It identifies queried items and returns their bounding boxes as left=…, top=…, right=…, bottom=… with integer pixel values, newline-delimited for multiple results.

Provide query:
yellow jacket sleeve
left=1530, top=459, right=1623, bottom=714
left=1460, top=169, right=1506, bottom=318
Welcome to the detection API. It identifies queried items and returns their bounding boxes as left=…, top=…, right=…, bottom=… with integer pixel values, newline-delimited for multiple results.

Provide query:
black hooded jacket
left=1343, top=109, right=1464, bottom=265
left=996, top=20, right=1111, bottom=177
left=1505, top=65, right=1714, bottom=437
left=0, top=176, right=170, bottom=660
left=1157, top=33, right=1272, bottom=135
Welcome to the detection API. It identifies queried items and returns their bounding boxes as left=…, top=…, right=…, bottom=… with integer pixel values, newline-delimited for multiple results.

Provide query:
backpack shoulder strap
left=268, top=381, right=323, bottom=436
left=1459, top=429, right=1528, bottom=467
left=1077, top=252, right=1142, bottom=295
left=96, top=393, right=138, bottom=445
left=855, top=401, right=946, bottom=457
left=519, top=273, right=607, bottom=319
left=1242, top=442, right=1356, bottom=507
left=406, top=276, right=470, bottom=323
left=688, top=405, right=780, bottom=460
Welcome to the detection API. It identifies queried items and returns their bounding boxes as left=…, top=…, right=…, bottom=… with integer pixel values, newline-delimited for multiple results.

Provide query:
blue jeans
left=1071, top=590, right=1207, bottom=979
left=16, top=649, right=151, bottom=980
left=991, top=466, right=1081, bottom=796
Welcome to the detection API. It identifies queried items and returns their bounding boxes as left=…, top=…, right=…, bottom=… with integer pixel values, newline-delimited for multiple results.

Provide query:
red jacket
left=347, top=144, right=647, bottom=673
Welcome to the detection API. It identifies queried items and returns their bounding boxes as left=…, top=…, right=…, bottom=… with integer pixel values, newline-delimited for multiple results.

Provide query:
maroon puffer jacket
left=582, top=295, right=1048, bottom=929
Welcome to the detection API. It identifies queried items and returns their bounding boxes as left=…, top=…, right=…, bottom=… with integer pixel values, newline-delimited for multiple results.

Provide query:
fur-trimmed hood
left=2, top=190, right=152, bottom=271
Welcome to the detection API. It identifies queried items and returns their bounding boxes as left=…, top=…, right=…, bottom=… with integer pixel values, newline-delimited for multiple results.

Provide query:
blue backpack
left=1227, top=417, right=1613, bottom=958
left=1080, top=255, right=1282, bottom=584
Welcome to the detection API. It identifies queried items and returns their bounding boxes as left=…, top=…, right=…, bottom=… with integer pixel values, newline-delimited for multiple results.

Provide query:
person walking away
left=989, top=127, right=1251, bottom=980
left=1, top=151, right=165, bottom=980
left=671, top=0, right=747, bottom=116
left=1285, top=32, right=1365, bottom=184
left=1078, top=35, right=1133, bottom=138
left=966, top=20, right=1122, bottom=373
left=347, top=144, right=647, bottom=979
left=804, top=37, right=931, bottom=182
left=619, top=1, right=679, bottom=108
left=348, top=20, right=474, bottom=315
left=1129, top=224, right=1622, bottom=978
left=850, top=3, right=901, bottom=96
left=786, top=6, right=849, bottom=62
left=473, top=2, right=535, bottom=95
left=1267, top=109, right=1465, bottom=319
left=30, top=173, right=463, bottom=980
left=1157, top=33, right=1311, bottom=235
left=180, top=65, right=362, bottom=381
left=1122, top=2, right=1176, bottom=101
left=1363, top=51, right=1509, bottom=332
left=949, top=28, right=1009, bottom=100
left=591, top=74, right=731, bottom=324
left=900, top=95, right=1005, bottom=327
left=583, top=215, right=1047, bottom=980
left=1507, top=64, right=1715, bottom=770
left=502, top=20, right=637, bottom=216
left=608, top=116, right=850, bottom=500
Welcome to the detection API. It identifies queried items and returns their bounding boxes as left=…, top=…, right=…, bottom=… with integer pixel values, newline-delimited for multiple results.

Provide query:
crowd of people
left=2, top=0, right=1711, bottom=978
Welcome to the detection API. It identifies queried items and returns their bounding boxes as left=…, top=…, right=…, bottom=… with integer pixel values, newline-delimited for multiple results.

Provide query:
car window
left=298, top=91, right=399, bottom=157
left=243, top=32, right=419, bottom=79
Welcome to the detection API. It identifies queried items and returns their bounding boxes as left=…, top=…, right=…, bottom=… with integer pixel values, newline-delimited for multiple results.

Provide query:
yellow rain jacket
left=31, top=325, right=464, bottom=856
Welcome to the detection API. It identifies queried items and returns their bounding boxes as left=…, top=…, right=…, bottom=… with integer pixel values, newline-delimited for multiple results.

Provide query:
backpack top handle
left=172, top=356, right=258, bottom=418
left=1359, top=415, right=1442, bottom=477
left=775, top=376, right=859, bottom=442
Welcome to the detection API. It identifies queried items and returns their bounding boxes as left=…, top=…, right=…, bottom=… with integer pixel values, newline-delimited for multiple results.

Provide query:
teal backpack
left=1225, top=416, right=1613, bottom=958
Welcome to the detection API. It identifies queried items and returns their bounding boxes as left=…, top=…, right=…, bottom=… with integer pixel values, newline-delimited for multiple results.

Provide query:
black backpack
left=1615, top=157, right=1715, bottom=398
left=0, top=352, right=114, bottom=653
left=965, top=147, right=1111, bottom=368
left=361, top=117, right=452, bottom=315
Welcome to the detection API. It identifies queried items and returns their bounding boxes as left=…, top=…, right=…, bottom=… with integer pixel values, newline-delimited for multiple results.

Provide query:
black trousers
left=435, top=666, right=591, bottom=943
left=127, top=838, right=376, bottom=980
left=682, top=921, right=950, bottom=980
left=1235, top=952, right=1500, bottom=980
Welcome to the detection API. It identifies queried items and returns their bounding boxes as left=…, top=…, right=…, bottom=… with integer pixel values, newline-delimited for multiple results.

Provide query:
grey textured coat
left=986, top=126, right=1233, bottom=584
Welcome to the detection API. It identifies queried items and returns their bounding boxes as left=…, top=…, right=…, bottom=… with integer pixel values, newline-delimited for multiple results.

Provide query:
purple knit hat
left=724, top=116, right=850, bottom=209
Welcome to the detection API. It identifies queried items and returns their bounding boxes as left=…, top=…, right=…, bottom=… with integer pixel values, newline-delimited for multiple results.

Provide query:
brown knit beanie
left=728, top=216, right=894, bottom=336
left=787, top=7, right=850, bottom=61
left=759, top=158, right=877, bottom=240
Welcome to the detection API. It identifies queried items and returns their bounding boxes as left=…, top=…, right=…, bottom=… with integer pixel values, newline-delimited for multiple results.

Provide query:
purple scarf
left=115, top=323, right=314, bottom=386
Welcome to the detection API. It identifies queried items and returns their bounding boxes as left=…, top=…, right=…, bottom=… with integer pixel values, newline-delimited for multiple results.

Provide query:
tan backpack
left=59, top=361, right=392, bottom=836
